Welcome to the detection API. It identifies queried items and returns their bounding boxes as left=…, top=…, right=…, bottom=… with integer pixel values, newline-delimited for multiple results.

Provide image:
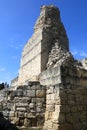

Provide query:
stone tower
left=18, top=5, right=70, bottom=85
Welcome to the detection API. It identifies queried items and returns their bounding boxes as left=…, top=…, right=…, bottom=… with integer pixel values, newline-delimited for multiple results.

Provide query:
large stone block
left=53, top=123, right=59, bottom=130
left=16, top=107, right=27, bottom=111
left=15, top=103, right=28, bottom=107
left=32, top=98, right=45, bottom=103
left=29, top=103, right=35, bottom=108
left=11, top=117, right=19, bottom=125
left=36, top=90, right=46, bottom=98
left=18, top=112, right=24, bottom=117
left=46, top=105, right=55, bottom=111
left=26, top=90, right=35, bottom=97
left=24, top=118, right=30, bottom=127
left=9, top=111, right=15, bottom=117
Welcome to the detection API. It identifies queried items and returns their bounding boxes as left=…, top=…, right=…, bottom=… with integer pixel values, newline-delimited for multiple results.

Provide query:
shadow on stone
left=0, top=112, right=19, bottom=130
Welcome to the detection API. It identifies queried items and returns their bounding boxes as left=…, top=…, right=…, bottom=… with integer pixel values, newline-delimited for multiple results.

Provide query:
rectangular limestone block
left=16, top=107, right=27, bottom=111
left=44, top=120, right=53, bottom=130
left=26, top=90, right=35, bottom=97
left=36, top=90, right=46, bottom=98
left=29, top=103, right=35, bottom=108
left=32, top=98, right=45, bottom=103
left=53, top=123, right=59, bottom=130
left=36, top=107, right=42, bottom=112
left=36, top=103, right=43, bottom=108
left=47, top=86, right=54, bottom=94
left=14, top=97, right=31, bottom=103
left=40, top=66, right=61, bottom=86
left=46, top=105, right=55, bottom=111
left=46, top=99, right=55, bottom=105
left=45, top=111, right=49, bottom=121
left=15, top=103, right=28, bottom=107
left=9, top=111, right=15, bottom=117
left=25, top=113, right=36, bottom=118
left=18, top=112, right=24, bottom=117
left=52, top=111, right=59, bottom=122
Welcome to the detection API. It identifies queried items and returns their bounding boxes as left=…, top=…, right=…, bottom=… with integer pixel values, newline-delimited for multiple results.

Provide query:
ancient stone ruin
left=0, top=5, right=87, bottom=130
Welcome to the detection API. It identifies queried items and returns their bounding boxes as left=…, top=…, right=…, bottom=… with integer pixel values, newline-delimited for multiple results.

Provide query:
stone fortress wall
left=0, top=5, right=87, bottom=130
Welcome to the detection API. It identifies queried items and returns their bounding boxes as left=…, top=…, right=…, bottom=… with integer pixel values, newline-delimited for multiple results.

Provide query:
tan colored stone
left=45, top=111, right=49, bottom=121
left=53, top=124, right=59, bottom=130
left=11, top=117, right=19, bottom=125
left=36, top=90, right=46, bottom=98
left=24, top=118, right=30, bottom=127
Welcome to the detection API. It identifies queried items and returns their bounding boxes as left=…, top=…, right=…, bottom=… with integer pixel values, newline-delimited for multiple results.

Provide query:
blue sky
left=0, top=0, right=87, bottom=84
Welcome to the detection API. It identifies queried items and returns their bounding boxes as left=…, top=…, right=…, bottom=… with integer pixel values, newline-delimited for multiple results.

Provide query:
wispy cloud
left=11, top=55, right=18, bottom=60
left=80, top=51, right=87, bottom=57
left=10, top=43, right=24, bottom=50
left=11, top=55, right=21, bottom=60
left=0, top=71, right=18, bottom=84
left=71, top=50, right=87, bottom=58
left=72, top=50, right=78, bottom=55
left=0, top=67, right=6, bottom=72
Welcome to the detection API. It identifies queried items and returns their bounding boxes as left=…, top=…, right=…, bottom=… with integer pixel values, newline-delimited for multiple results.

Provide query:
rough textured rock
left=0, top=112, right=19, bottom=130
left=81, top=58, right=87, bottom=70
left=10, top=77, right=18, bottom=90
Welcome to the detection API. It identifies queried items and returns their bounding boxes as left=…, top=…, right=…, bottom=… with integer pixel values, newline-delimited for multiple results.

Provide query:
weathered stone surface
left=29, top=103, right=35, bottom=108
left=41, top=64, right=87, bottom=130
left=24, top=118, right=30, bottom=127
left=18, top=112, right=24, bottom=117
left=26, top=90, right=35, bottom=97
left=9, top=111, right=15, bottom=117
left=15, top=103, right=28, bottom=107
left=53, top=124, right=59, bottom=130
left=36, top=90, right=46, bottom=98
left=10, top=76, right=18, bottom=90
left=16, top=107, right=26, bottom=111
left=81, top=58, right=87, bottom=70
left=11, top=117, right=19, bottom=125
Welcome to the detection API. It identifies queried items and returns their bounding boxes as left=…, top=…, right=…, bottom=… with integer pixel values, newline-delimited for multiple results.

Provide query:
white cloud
left=80, top=51, right=87, bottom=57
left=0, top=72, right=16, bottom=85
left=71, top=50, right=87, bottom=58
left=11, top=55, right=18, bottom=60
left=72, top=50, right=78, bottom=55
left=9, top=43, right=24, bottom=50
left=0, top=67, right=6, bottom=72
